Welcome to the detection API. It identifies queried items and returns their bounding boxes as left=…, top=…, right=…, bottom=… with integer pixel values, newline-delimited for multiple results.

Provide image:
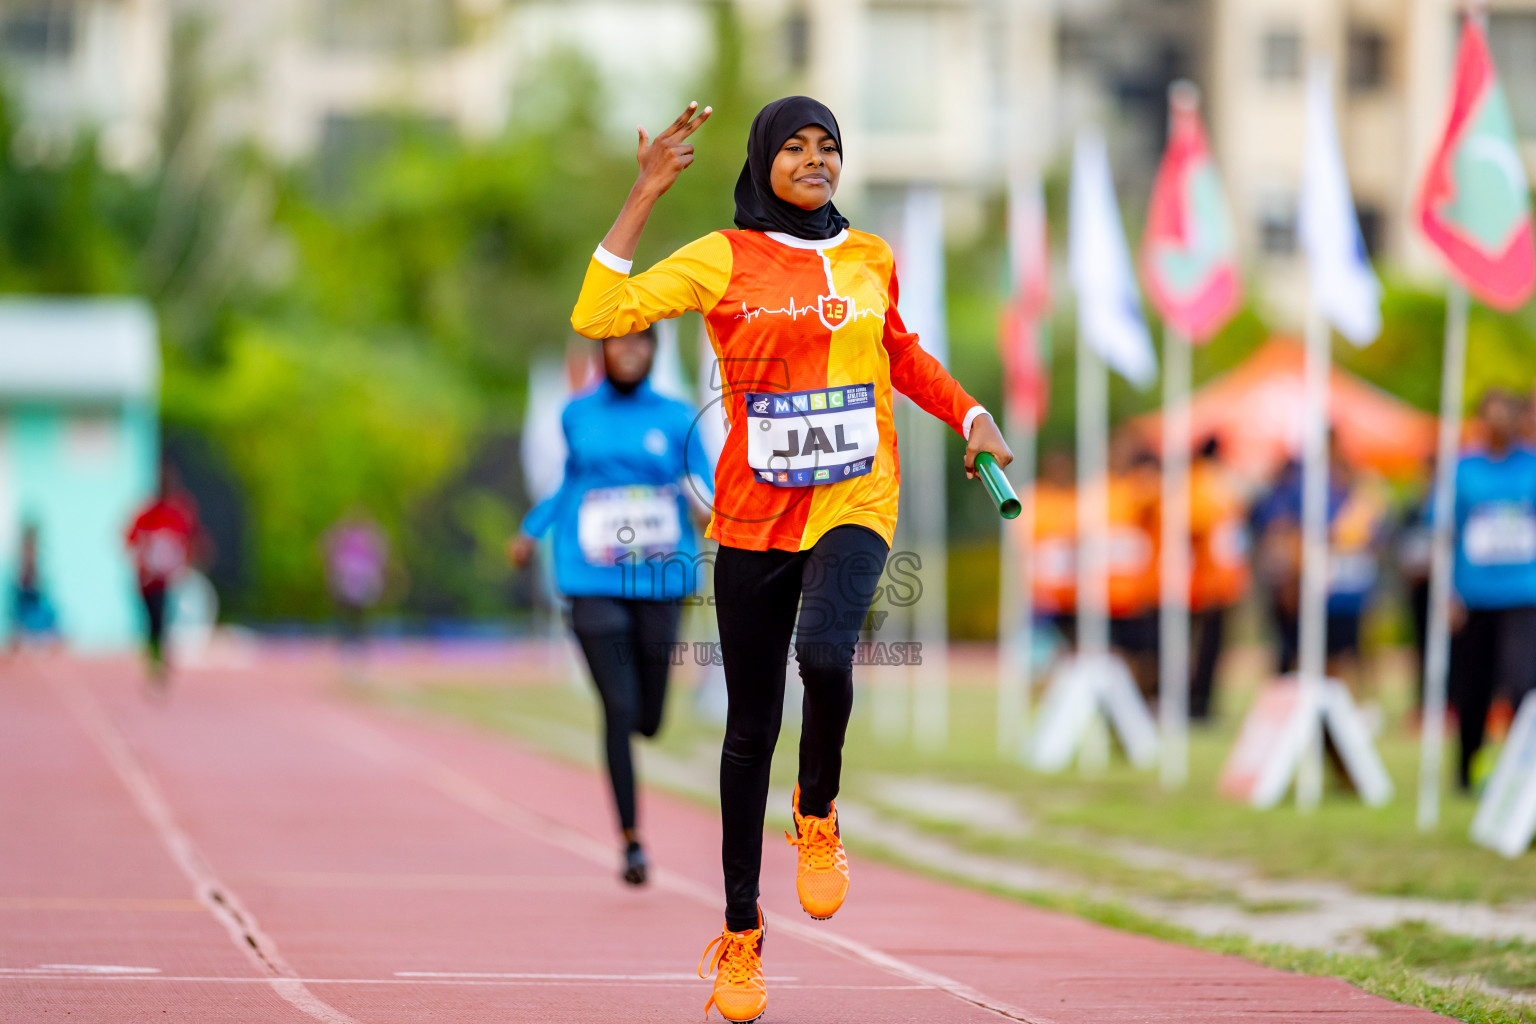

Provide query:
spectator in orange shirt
left=1028, top=449, right=1078, bottom=648
left=1107, top=437, right=1161, bottom=699
left=1187, top=437, right=1250, bottom=721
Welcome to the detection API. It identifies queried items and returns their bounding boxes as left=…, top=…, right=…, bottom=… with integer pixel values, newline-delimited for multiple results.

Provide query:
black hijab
left=733, top=96, right=850, bottom=240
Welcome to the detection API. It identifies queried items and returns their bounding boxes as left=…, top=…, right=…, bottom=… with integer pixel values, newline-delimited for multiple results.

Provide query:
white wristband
left=962, top=405, right=989, bottom=441
left=593, top=245, right=633, bottom=274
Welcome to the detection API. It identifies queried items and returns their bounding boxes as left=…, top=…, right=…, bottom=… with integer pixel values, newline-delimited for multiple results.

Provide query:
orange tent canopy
left=1135, top=338, right=1436, bottom=484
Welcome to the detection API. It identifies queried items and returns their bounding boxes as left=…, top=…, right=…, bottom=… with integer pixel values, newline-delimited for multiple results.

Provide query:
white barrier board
left=1472, top=691, right=1536, bottom=858
left=1219, top=676, right=1393, bottom=808
left=1031, top=653, right=1157, bottom=772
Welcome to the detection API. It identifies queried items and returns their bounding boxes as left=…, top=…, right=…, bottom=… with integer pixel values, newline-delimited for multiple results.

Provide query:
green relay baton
left=974, top=452, right=1021, bottom=520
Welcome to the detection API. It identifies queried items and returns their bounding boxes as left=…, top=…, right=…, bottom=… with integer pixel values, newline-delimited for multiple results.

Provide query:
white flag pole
left=998, top=402, right=1037, bottom=757
left=1076, top=329, right=1111, bottom=772
left=902, top=185, right=951, bottom=752
left=1158, top=327, right=1193, bottom=788
left=1417, top=283, right=1469, bottom=830
left=1296, top=304, right=1331, bottom=811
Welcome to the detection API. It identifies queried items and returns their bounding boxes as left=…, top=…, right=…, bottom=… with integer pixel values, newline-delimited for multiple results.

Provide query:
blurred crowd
left=1027, top=386, right=1536, bottom=790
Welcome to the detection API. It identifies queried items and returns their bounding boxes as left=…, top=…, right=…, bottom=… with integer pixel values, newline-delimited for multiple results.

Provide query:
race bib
left=577, top=484, right=682, bottom=566
left=1034, top=537, right=1076, bottom=585
left=743, top=383, right=879, bottom=487
left=1210, top=519, right=1250, bottom=567
left=141, top=530, right=188, bottom=581
left=1107, top=527, right=1152, bottom=574
left=1328, top=550, right=1378, bottom=594
left=1464, top=504, right=1536, bottom=566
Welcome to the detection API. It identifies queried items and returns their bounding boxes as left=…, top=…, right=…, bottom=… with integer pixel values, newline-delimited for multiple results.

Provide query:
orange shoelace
left=698, top=926, right=764, bottom=1016
left=785, top=812, right=840, bottom=872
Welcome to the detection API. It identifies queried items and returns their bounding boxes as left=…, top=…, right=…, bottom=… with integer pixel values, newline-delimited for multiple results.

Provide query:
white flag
left=1068, top=128, right=1157, bottom=387
left=696, top=322, right=727, bottom=466
left=649, top=317, right=692, bottom=402
left=899, top=185, right=949, bottom=367
left=1300, top=58, right=1382, bottom=346
left=521, top=356, right=571, bottom=502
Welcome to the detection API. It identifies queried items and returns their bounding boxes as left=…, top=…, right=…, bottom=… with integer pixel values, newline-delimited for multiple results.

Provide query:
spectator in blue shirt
left=1449, top=389, right=1536, bottom=791
left=510, top=327, right=712, bottom=884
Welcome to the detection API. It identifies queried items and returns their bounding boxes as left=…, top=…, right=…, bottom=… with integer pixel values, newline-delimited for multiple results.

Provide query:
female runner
left=571, top=96, right=1012, bottom=1022
left=511, top=327, right=712, bottom=886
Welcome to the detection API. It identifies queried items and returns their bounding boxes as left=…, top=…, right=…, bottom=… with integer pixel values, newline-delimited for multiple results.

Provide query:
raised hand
left=634, top=101, right=712, bottom=199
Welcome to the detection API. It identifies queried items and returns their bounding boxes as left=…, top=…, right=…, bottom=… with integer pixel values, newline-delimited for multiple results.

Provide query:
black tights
left=1450, top=606, right=1536, bottom=790
left=569, top=596, right=681, bottom=834
left=714, top=524, right=889, bottom=932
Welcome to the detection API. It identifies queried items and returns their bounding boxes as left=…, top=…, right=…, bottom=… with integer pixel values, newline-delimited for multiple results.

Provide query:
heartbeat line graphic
left=735, top=300, right=885, bottom=324
left=736, top=299, right=817, bottom=323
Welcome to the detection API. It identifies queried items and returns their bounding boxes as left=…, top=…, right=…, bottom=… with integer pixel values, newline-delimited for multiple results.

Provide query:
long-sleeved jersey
left=572, top=228, right=984, bottom=552
left=521, top=378, right=713, bottom=600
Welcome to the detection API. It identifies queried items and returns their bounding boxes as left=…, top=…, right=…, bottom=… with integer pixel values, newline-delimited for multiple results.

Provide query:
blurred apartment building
left=1211, top=0, right=1536, bottom=319
left=0, top=0, right=1051, bottom=229
left=7, top=0, right=1533, bottom=305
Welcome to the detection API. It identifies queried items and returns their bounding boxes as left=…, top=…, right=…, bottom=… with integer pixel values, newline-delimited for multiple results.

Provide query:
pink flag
left=1141, top=86, right=1243, bottom=342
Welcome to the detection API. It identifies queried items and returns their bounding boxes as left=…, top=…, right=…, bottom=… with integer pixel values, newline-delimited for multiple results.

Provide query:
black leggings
left=1190, top=606, right=1227, bottom=721
left=1450, top=606, right=1536, bottom=790
left=715, top=524, right=889, bottom=932
left=141, top=584, right=167, bottom=663
left=568, top=596, right=682, bottom=834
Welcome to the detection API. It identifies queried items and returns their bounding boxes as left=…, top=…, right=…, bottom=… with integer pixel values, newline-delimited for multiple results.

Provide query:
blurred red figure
left=126, top=465, right=202, bottom=689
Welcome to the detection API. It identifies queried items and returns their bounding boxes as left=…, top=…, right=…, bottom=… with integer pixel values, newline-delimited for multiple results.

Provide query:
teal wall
left=0, top=401, right=157, bottom=650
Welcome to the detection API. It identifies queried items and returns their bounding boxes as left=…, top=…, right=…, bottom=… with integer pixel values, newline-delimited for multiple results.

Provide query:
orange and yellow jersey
left=1021, top=482, right=1077, bottom=614
left=572, top=228, right=983, bottom=552
left=1106, top=470, right=1160, bottom=618
left=1189, top=461, right=1251, bottom=612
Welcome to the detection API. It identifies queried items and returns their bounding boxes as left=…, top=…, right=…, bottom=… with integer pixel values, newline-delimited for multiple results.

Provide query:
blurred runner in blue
left=8, top=522, right=60, bottom=653
left=510, top=327, right=712, bottom=885
left=1449, top=389, right=1536, bottom=791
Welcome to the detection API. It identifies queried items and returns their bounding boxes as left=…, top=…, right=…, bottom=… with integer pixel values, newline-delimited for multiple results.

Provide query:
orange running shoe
left=785, top=784, right=849, bottom=920
left=698, top=911, right=767, bottom=1022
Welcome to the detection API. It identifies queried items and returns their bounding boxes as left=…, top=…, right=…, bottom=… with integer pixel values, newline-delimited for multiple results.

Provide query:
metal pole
left=873, top=400, right=913, bottom=745
left=913, top=411, right=950, bottom=751
left=1076, top=339, right=1110, bottom=659
left=1297, top=305, right=1332, bottom=811
left=1076, top=330, right=1111, bottom=772
left=1159, top=328, right=1193, bottom=789
left=998, top=404, right=1037, bottom=758
left=1417, top=283, right=1469, bottom=830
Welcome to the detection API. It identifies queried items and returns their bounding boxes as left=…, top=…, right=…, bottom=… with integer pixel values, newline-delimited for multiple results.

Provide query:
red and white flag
left=1414, top=16, right=1535, bottom=311
left=1001, top=174, right=1051, bottom=424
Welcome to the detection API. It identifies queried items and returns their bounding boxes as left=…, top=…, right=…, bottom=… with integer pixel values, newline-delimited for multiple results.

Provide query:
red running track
left=1, top=653, right=1450, bottom=1024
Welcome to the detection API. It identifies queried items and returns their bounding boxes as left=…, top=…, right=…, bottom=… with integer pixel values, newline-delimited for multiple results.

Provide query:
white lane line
left=1, top=965, right=160, bottom=975
left=393, top=971, right=798, bottom=981
left=0, top=973, right=925, bottom=990
left=54, top=678, right=363, bottom=1024
left=317, top=710, right=1058, bottom=1024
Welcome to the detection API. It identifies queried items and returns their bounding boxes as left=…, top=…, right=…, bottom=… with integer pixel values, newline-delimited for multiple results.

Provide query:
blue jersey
left=1454, top=447, right=1536, bottom=609
left=1254, top=465, right=1380, bottom=614
left=521, top=378, right=713, bottom=601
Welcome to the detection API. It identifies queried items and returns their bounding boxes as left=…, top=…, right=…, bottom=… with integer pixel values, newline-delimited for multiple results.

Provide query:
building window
left=1261, top=28, right=1302, bottom=82
left=1346, top=27, right=1389, bottom=92
left=1258, top=194, right=1297, bottom=256
left=864, top=7, right=942, bottom=133
left=1489, top=12, right=1536, bottom=140
left=1355, top=202, right=1384, bottom=258
left=785, top=8, right=810, bottom=73
left=318, top=0, right=454, bottom=53
left=0, top=1, right=74, bottom=60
